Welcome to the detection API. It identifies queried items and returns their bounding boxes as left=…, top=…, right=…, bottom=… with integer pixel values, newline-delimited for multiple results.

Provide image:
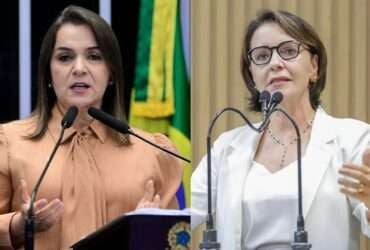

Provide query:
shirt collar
left=49, top=105, right=108, bottom=144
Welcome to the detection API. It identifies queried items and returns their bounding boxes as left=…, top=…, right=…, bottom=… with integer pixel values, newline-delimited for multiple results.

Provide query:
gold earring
left=310, top=76, right=318, bottom=85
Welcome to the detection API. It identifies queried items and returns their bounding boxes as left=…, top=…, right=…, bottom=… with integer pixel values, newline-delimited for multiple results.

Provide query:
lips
left=69, top=82, right=91, bottom=94
left=70, top=82, right=90, bottom=89
left=268, top=77, right=291, bottom=86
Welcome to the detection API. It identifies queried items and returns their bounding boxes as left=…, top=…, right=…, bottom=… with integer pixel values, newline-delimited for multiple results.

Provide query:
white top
left=191, top=107, right=370, bottom=250
left=242, top=160, right=298, bottom=249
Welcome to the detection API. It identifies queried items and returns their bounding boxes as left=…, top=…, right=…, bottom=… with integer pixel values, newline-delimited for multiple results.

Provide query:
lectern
left=71, top=208, right=190, bottom=250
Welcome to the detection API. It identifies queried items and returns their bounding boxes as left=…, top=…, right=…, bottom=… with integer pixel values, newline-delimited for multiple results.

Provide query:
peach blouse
left=0, top=107, right=183, bottom=249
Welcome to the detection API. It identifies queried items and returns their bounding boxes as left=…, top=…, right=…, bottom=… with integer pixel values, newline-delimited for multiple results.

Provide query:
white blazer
left=191, top=108, right=370, bottom=250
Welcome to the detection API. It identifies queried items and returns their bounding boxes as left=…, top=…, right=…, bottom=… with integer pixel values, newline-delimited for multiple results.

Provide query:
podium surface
left=71, top=208, right=190, bottom=250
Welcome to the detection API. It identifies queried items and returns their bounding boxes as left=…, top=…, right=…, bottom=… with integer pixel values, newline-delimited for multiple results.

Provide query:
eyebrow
left=54, top=46, right=101, bottom=52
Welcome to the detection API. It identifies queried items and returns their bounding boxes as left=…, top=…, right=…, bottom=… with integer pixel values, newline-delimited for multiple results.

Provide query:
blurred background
left=191, top=0, right=370, bottom=249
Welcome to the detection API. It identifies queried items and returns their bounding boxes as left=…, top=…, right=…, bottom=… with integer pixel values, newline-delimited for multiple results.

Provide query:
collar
left=227, top=106, right=335, bottom=150
left=309, top=106, right=336, bottom=145
left=48, top=106, right=108, bottom=144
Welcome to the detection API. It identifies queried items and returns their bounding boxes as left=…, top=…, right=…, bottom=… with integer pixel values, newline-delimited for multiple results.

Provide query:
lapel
left=301, top=107, right=336, bottom=218
left=223, top=126, right=261, bottom=248
left=216, top=108, right=336, bottom=248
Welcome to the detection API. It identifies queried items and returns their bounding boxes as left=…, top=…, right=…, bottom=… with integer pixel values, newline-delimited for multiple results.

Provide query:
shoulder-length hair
left=241, top=9, right=327, bottom=112
left=29, top=5, right=128, bottom=144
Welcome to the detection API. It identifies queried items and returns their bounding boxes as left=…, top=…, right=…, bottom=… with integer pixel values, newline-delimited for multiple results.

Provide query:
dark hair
left=241, top=9, right=327, bottom=112
left=29, top=5, right=128, bottom=143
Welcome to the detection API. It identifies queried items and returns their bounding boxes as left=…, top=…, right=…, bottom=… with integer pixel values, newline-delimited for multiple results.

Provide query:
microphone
left=267, top=91, right=283, bottom=113
left=255, top=91, right=283, bottom=132
left=25, top=106, right=78, bottom=250
left=199, top=93, right=283, bottom=249
left=61, top=106, right=78, bottom=128
left=258, top=91, right=310, bottom=248
left=200, top=107, right=253, bottom=250
left=259, top=90, right=271, bottom=119
left=87, top=107, right=190, bottom=163
left=264, top=100, right=311, bottom=249
left=200, top=91, right=311, bottom=249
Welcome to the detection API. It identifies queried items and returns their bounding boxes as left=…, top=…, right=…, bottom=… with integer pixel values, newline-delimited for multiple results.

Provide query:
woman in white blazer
left=191, top=9, right=370, bottom=250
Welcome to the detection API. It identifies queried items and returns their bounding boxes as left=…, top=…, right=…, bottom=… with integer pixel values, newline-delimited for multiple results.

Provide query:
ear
left=310, top=54, right=319, bottom=80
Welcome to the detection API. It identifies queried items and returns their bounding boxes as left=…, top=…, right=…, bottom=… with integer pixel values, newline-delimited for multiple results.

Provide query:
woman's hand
left=10, top=180, right=64, bottom=247
left=338, top=149, right=370, bottom=210
left=135, top=179, right=161, bottom=210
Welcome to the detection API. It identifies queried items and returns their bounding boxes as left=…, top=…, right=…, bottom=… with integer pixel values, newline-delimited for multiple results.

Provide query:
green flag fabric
left=130, top=0, right=190, bottom=208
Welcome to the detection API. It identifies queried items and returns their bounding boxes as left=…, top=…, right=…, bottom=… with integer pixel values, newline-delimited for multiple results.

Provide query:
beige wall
left=191, top=0, right=370, bottom=249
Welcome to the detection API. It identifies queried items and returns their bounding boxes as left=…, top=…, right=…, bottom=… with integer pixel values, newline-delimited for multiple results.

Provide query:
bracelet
left=9, top=211, right=19, bottom=249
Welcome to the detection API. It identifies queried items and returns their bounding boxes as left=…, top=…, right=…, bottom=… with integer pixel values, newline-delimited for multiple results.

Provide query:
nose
left=72, top=57, right=87, bottom=76
left=269, top=49, right=284, bottom=70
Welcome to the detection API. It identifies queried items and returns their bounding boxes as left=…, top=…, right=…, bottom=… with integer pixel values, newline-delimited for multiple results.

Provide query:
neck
left=57, top=104, right=93, bottom=132
left=268, top=97, right=315, bottom=134
left=74, top=110, right=93, bottom=131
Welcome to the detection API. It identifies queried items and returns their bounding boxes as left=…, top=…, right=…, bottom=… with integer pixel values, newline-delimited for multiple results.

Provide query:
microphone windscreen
left=259, top=90, right=271, bottom=103
left=61, top=106, right=78, bottom=128
left=88, top=107, right=130, bottom=133
left=271, top=91, right=283, bottom=104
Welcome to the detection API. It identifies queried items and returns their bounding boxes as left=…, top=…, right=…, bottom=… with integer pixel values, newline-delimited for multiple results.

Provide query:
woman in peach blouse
left=0, top=5, right=183, bottom=250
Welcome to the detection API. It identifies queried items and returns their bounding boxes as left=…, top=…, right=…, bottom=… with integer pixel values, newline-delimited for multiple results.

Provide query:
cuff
left=0, top=212, right=17, bottom=249
left=353, top=202, right=370, bottom=237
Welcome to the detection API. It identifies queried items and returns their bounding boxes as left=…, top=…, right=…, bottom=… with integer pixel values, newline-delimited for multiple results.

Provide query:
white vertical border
left=99, top=0, right=111, bottom=25
left=180, top=0, right=190, bottom=77
left=19, top=0, right=31, bottom=118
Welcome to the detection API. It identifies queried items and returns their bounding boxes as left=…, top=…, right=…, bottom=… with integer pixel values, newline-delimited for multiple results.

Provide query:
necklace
left=267, top=119, right=313, bottom=168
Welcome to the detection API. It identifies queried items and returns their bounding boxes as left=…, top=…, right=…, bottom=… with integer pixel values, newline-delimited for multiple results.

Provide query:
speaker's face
left=249, top=22, right=318, bottom=108
left=50, top=23, right=111, bottom=111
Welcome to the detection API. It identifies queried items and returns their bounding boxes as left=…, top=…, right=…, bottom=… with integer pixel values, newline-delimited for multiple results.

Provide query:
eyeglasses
left=248, top=40, right=304, bottom=65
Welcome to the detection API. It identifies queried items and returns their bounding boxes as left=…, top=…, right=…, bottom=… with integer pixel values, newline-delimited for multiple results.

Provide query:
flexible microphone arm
left=126, top=129, right=190, bottom=163
left=268, top=108, right=311, bottom=250
left=199, top=106, right=270, bottom=250
left=200, top=91, right=310, bottom=249
left=25, top=106, right=78, bottom=250
left=199, top=91, right=279, bottom=249
left=87, top=107, right=190, bottom=163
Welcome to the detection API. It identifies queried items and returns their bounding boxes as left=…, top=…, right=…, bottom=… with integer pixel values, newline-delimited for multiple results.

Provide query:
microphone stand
left=25, top=127, right=65, bottom=250
left=199, top=107, right=263, bottom=250
left=25, top=106, right=77, bottom=250
left=199, top=103, right=311, bottom=249
left=269, top=108, right=311, bottom=250
left=126, top=129, right=190, bottom=163
left=87, top=107, right=191, bottom=163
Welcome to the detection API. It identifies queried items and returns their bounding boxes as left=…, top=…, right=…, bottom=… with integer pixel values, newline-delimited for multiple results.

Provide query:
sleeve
left=153, top=133, right=184, bottom=209
left=0, top=125, right=17, bottom=249
left=191, top=132, right=226, bottom=229
left=345, top=123, right=370, bottom=237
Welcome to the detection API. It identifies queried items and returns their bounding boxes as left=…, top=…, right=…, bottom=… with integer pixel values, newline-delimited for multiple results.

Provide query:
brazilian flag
left=130, top=0, right=190, bottom=209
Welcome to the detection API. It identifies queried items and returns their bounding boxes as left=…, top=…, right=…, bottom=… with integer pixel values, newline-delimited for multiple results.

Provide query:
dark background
left=0, top=0, right=139, bottom=122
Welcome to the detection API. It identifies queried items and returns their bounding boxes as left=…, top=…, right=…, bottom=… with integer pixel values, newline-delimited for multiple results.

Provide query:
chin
left=65, top=102, right=92, bottom=111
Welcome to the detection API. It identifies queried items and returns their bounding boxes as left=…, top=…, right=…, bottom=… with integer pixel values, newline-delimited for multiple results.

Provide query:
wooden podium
left=71, top=208, right=190, bottom=250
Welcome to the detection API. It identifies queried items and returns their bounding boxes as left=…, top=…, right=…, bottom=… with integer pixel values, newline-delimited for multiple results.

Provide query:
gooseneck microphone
left=259, top=90, right=271, bottom=119
left=269, top=106, right=311, bottom=250
left=25, top=106, right=78, bottom=250
left=199, top=91, right=281, bottom=249
left=260, top=91, right=310, bottom=249
left=200, top=91, right=310, bottom=249
left=199, top=107, right=251, bottom=250
left=87, top=107, right=190, bottom=163
left=267, top=91, right=283, bottom=114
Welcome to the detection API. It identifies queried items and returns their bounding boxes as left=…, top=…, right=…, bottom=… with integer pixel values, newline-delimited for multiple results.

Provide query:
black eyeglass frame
left=248, top=40, right=304, bottom=65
